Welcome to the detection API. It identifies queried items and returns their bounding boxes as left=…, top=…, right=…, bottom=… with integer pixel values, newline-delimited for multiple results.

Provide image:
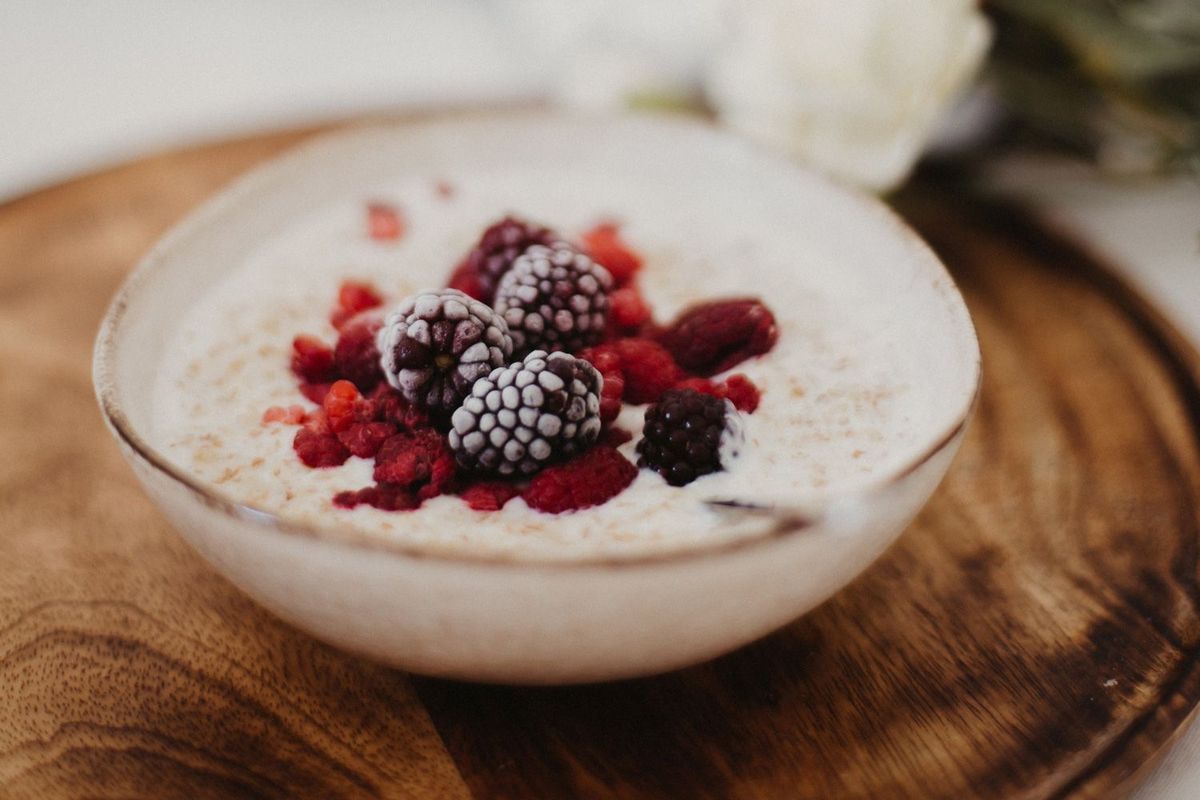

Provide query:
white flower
left=705, top=0, right=992, bottom=191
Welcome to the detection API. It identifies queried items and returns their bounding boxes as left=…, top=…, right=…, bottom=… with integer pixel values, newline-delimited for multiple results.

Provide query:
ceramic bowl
left=94, top=113, right=980, bottom=684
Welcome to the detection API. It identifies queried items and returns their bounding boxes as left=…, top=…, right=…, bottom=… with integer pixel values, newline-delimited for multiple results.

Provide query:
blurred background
left=2, top=1, right=1198, bottom=796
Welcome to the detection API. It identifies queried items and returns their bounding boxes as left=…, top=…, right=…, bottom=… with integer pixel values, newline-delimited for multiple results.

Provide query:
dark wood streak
left=2, top=128, right=1200, bottom=798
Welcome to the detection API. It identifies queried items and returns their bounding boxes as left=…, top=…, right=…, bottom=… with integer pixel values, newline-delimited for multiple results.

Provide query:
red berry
left=362, top=383, right=430, bottom=430
left=331, top=280, right=383, bottom=329
left=674, top=377, right=720, bottom=396
left=337, top=421, right=397, bottom=459
left=446, top=259, right=488, bottom=301
left=299, top=382, right=332, bottom=405
left=417, top=450, right=458, bottom=501
left=581, top=222, right=642, bottom=286
left=262, top=405, right=308, bottom=424
left=720, top=374, right=761, bottom=413
left=261, top=406, right=288, bottom=424
left=333, top=313, right=384, bottom=391
left=293, top=427, right=350, bottom=468
left=372, top=429, right=450, bottom=488
left=609, top=285, right=652, bottom=330
left=291, top=335, right=336, bottom=383
left=658, top=298, right=778, bottom=376
left=611, top=338, right=684, bottom=404
left=459, top=481, right=522, bottom=511
left=522, top=446, right=637, bottom=514
left=578, top=344, right=625, bottom=424
left=323, top=380, right=361, bottom=433
left=599, top=427, right=633, bottom=447
left=333, top=485, right=419, bottom=511
left=367, top=202, right=405, bottom=241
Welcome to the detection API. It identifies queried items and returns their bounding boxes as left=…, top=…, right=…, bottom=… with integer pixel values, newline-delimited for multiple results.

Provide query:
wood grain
left=1, top=128, right=1199, bottom=799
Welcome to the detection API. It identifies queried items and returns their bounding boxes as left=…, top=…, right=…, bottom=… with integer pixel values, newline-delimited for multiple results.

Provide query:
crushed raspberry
left=599, top=427, right=633, bottom=447
left=658, top=298, right=778, bottom=376
left=609, top=285, right=652, bottom=331
left=291, top=335, right=336, bottom=384
left=578, top=345, right=625, bottom=424
left=293, top=427, right=350, bottom=468
left=522, top=446, right=637, bottom=514
left=261, top=405, right=307, bottom=425
left=333, top=485, right=419, bottom=511
left=367, top=202, right=405, bottom=241
left=323, top=380, right=361, bottom=432
left=581, top=222, right=642, bottom=287
left=459, top=481, right=522, bottom=511
left=446, top=259, right=488, bottom=301
left=331, top=281, right=383, bottom=330
left=612, top=338, right=684, bottom=404
left=333, top=313, right=384, bottom=391
left=337, top=421, right=397, bottom=459
left=373, top=429, right=450, bottom=488
left=720, top=374, right=761, bottom=413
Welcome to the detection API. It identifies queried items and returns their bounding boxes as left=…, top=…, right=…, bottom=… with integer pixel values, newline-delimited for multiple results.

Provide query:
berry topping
left=448, top=351, right=603, bottom=476
left=334, top=484, right=419, bottom=512
left=372, top=429, right=454, bottom=493
left=377, top=288, right=513, bottom=413
left=331, top=280, right=383, bottom=330
left=446, top=259, right=488, bottom=301
left=578, top=346, right=625, bottom=425
left=293, top=426, right=351, bottom=469
left=637, top=389, right=744, bottom=486
left=675, top=373, right=762, bottom=413
left=581, top=222, right=642, bottom=287
left=458, top=215, right=560, bottom=301
left=609, top=285, right=652, bottom=331
left=658, top=298, right=778, bottom=376
left=582, top=338, right=683, bottom=406
left=494, top=244, right=612, bottom=356
left=291, top=335, right=336, bottom=384
left=334, top=312, right=385, bottom=391
left=323, top=379, right=361, bottom=433
left=522, top=446, right=638, bottom=514
left=459, top=480, right=522, bottom=511
left=367, top=202, right=405, bottom=241
left=261, top=405, right=307, bottom=425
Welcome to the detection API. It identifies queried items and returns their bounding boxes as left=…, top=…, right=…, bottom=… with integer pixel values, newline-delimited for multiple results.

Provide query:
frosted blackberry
left=463, top=215, right=561, bottom=301
left=377, top=288, right=513, bottom=413
left=448, top=350, right=603, bottom=476
left=637, top=389, right=744, bottom=486
left=494, top=244, right=612, bottom=356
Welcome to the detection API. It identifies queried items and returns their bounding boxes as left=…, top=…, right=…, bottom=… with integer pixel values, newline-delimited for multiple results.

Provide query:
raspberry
left=333, top=485, right=419, bottom=512
left=323, top=380, right=361, bottom=433
left=637, top=389, right=743, bottom=486
left=581, top=222, right=642, bottom=287
left=522, top=446, right=637, bottom=514
left=658, top=298, right=778, bottom=376
left=599, top=427, right=633, bottom=447
left=447, top=259, right=488, bottom=301
left=578, top=345, right=624, bottom=424
left=333, top=312, right=384, bottom=391
left=293, top=427, right=351, bottom=468
left=418, top=450, right=458, bottom=500
left=261, top=405, right=306, bottom=425
left=367, top=202, right=405, bottom=241
left=459, top=481, right=522, bottom=511
left=720, top=374, right=761, bottom=413
left=611, top=338, right=684, bottom=404
left=493, top=244, right=612, bottom=356
left=377, top=289, right=513, bottom=412
left=362, top=383, right=430, bottom=430
left=291, top=335, right=336, bottom=383
left=299, top=382, right=333, bottom=405
left=373, top=429, right=451, bottom=488
left=336, top=421, right=397, bottom=459
left=458, top=215, right=561, bottom=301
left=449, top=351, right=602, bottom=476
left=331, top=281, right=383, bottom=330
left=609, top=285, right=652, bottom=331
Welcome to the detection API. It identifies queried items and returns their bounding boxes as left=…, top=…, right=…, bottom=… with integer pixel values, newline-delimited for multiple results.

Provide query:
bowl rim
left=93, top=110, right=982, bottom=569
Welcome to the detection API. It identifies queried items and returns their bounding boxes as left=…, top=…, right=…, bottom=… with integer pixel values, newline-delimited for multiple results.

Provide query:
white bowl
left=94, top=113, right=980, bottom=684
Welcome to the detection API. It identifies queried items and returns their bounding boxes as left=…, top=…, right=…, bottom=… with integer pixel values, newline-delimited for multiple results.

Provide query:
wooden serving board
left=2, top=127, right=1199, bottom=800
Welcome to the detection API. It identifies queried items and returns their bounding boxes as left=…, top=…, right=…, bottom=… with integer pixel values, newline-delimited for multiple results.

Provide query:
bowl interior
left=95, top=112, right=979, bottom=562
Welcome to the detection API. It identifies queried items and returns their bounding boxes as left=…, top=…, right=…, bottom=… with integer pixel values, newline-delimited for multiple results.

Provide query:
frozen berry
left=334, top=312, right=384, bottom=391
left=377, top=288, right=513, bottom=413
left=293, top=427, right=351, bottom=468
left=448, top=350, right=602, bottom=477
left=337, top=421, right=397, bottom=459
left=578, top=345, right=625, bottom=424
left=494, top=244, right=612, bottom=356
left=299, top=382, right=333, bottom=405
left=658, top=298, right=778, bottom=376
left=323, top=380, right=361, bottom=432
left=637, top=389, right=744, bottom=486
left=291, top=335, right=336, bottom=383
left=674, top=373, right=762, bottom=413
left=447, top=260, right=488, bottom=301
left=581, top=222, right=642, bottom=286
left=459, top=481, right=522, bottom=512
left=367, top=202, right=405, bottom=241
left=331, top=280, right=383, bottom=329
left=609, top=285, right=652, bottom=330
left=522, top=446, right=637, bottom=514
left=584, top=338, right=683, bottom=405
left=373, top=429, right=451, bottom=488
left=457, top=215, right=561, bottom=301
left=362, top=382, right=430, bottom=430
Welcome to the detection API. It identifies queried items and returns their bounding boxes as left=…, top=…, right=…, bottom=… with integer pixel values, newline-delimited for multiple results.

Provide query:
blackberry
left=377, top=288, right=513, bottom=413
left=494, top=244, right=612, bottom=356
left=462, top=215, right=561, bottom=301
left=637, top=389, right=744, bottom=486
left=448, top=350, right=602, bottom=476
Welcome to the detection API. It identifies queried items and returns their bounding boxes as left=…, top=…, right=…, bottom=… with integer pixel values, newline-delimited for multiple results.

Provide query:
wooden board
left=2, top=127, right=1199, bottom=799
